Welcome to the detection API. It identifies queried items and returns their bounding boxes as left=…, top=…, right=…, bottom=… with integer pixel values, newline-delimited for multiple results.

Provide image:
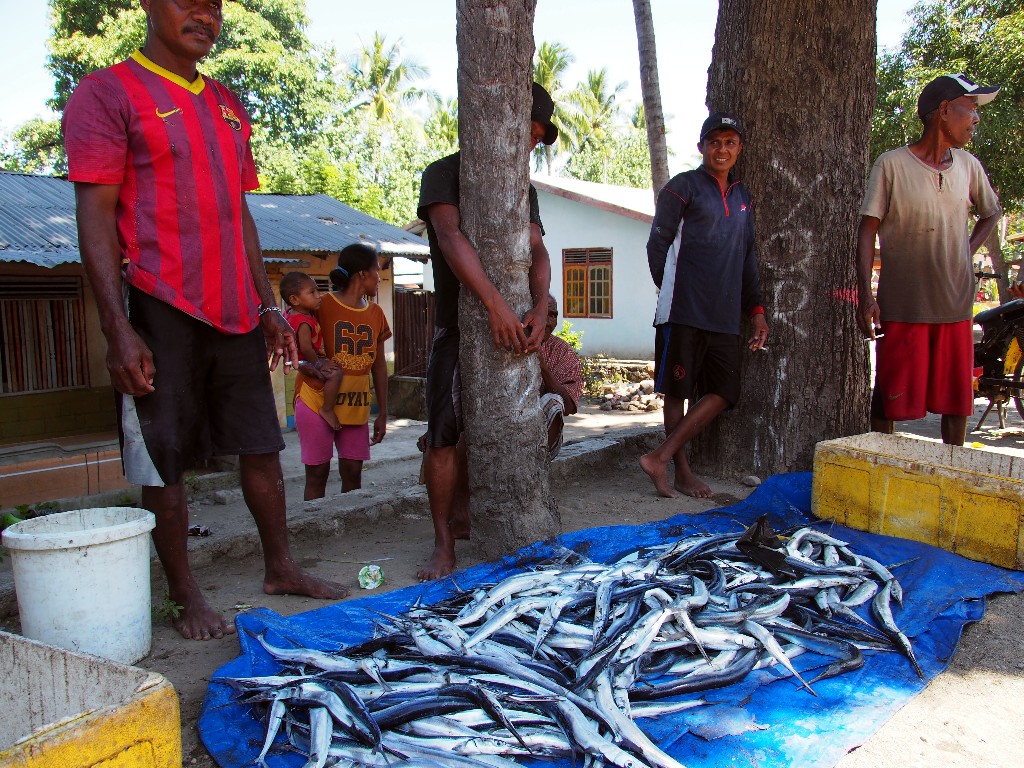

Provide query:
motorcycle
left=972, top=271, right=1024, bottom=429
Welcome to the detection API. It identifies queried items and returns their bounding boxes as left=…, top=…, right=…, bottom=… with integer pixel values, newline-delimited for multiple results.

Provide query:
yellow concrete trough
left=0, top=631, right=181, bottom=768
left=812, top=433, right=1024, bottom=570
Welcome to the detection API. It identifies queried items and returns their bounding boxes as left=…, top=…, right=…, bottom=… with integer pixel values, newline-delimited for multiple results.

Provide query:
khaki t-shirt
left=860, top=146, right=1001, bottom=323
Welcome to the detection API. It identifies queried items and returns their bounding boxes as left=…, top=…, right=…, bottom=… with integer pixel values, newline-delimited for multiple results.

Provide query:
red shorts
left=873, top=320, right=974, bottom=420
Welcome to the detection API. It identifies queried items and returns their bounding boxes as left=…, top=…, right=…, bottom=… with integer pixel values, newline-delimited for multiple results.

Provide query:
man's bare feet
left=675, top=473, right=713, bottom=498
left=264, top=566, right=350, bottom=600
left=319, top=407, right=341, bottom=430
left=639, top=453, right=678, bottom=498
left=416, top=546, right=456, bottom=581
left=171, top=590, right=236, bottom=641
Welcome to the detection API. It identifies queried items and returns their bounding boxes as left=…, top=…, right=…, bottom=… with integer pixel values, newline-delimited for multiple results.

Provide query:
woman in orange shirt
left=293, top=244, right=391, bottom=498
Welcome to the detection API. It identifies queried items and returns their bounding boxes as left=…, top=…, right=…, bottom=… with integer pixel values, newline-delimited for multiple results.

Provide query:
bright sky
left=1, top=0, right=918, bottom=174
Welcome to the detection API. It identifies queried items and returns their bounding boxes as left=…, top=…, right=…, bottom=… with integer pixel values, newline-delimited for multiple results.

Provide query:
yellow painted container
left=812, top=433, right=1024, bottom=570
left=0, top=631, right=181, bottom=768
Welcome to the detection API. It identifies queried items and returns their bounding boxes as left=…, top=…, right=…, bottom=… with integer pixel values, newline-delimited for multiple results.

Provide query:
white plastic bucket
left=1, top=507, right=156, bottom=665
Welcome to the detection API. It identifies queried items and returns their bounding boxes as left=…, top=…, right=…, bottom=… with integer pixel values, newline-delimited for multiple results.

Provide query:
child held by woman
left=280, top=271, right=345, bottom=429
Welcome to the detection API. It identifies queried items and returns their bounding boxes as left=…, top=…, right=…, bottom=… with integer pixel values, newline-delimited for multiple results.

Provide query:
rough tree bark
left=632, top=0, right=669, bottom=199
left=455, top=0, right=559, bottom=560
left=693, top=0, right=875, bottom=474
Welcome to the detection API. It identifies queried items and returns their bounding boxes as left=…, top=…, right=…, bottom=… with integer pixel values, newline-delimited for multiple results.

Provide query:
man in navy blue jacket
left=640, top=112, right=768, bottom=498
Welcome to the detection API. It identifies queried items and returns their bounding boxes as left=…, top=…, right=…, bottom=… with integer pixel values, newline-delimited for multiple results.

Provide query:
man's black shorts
left=117, top=288, right=284, bottom=487
left=653, top=323, right=741, bottom=405
left=424, top=326, right=463, bottom=449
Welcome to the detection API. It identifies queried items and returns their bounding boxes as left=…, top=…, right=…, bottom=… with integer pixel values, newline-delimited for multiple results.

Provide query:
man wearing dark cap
left=857, top=74, right=1002, bottom=445
left=415, top=83, right=556, bottom=580
left=640, top=112, right=768, bottom=499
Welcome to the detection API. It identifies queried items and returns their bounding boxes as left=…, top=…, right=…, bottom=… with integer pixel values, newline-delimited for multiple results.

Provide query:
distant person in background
left=641, top=112, right=767, bottom=499
left=63, top=0, right=346, bottom=639
left=539, top=295, right=583, bottom=460
left=857, top=74, right=1001, bottom=446
left=280, top=272, right=345, bottom=431
left=293, top=244, right=390, bottom=498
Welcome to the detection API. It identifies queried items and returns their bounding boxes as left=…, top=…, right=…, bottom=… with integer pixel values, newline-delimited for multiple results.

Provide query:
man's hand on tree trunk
left=522, top=301, right=547, bottom=352
left=485, top=294, right=529, bottom=353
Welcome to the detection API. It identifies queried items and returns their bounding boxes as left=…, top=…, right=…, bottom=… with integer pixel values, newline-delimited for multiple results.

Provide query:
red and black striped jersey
left=64, top=51, right=261, bottom=334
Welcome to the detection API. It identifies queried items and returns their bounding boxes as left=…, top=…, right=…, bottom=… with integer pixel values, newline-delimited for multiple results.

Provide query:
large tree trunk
left=694, top=0, right=874, bottom=474
left=455, top=0, right=559, bottom=561
left=632, top=0, right=669, bottom=198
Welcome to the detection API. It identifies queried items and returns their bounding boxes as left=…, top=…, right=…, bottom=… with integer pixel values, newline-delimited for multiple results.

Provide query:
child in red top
left=280, top=272, right=344, bottom=430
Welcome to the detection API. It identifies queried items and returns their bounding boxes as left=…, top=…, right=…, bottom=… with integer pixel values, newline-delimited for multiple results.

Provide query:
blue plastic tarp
left=199, top=473, right=1024, bottom=767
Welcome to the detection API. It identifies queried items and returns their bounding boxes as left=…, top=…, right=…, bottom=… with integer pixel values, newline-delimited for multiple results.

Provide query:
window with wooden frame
left=563, top=248, right=612, bottom=318
left=0, top=277, right=89, bottom=395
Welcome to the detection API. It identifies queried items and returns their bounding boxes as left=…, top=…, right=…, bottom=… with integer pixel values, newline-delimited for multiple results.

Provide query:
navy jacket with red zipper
left=646, top=165, right=763, bottom=335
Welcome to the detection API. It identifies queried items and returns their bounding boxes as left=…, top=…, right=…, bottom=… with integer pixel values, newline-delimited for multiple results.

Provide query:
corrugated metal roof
left=0, top=172, right=429, bottom=267
left=245, top=193, right=429, bottom=260
left=0, top=171, right=81, bottom=265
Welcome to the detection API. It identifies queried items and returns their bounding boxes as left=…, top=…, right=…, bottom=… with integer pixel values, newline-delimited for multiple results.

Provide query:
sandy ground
left=6, top=401, right=1024, bottom=767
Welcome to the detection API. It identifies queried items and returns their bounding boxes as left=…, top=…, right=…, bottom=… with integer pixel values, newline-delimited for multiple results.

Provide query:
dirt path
left=9, top=402, right=1024, bottom=767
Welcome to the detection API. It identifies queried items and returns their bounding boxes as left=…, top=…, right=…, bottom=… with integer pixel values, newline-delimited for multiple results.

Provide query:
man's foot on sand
left=417, top=548, right=456, bottom=581
left=172, top=594, right=237, bottom=641
left=319, top=407, right=341, bottom=430
left=639, top=453, right=678, bottom=498
left=264, top=568, right=350, bottom=600
left=675, top=474, right=713, bottom=499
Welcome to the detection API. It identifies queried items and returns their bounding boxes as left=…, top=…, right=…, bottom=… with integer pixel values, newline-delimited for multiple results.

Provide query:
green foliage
left=565, top=129, right=652, bottom=188
left=1, top=503, right=60, bottom=563
left=580, top=353, right=626, bottom=399
left=553, top=320, right=583, bottom=351
left=533, top=41, right=576, bottom=173
left=0, top=118, right=66, bottom=174
left=1, top=512, right=23, bottom=532
left=561, top=68, right=628, bottom=157
left=17, top=8, right=656, bottom=229
left=872, top=1, right=1024, bottom=211
left=9, top=502, right=60, bottom=520
left=345, top=33, right=437, bottom=125
left=44, top=0, right=337, bottom=154
left=152, top=592, right=184, bottom=622
left=425, top=99, right=459, bottom=156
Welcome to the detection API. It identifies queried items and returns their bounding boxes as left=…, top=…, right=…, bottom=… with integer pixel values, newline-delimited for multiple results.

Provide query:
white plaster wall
left=376, top=264, right=395, bottom=362
left=537, top=191, right=656, bottom=360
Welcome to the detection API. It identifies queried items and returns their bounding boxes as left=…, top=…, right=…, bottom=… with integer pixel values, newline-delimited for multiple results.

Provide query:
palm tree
left=425, top=98, right=460, bottom=154
left=562, top=68, right=627, bottom=156
left=345, top=33, right=438, bottom=124
left=631, top=103, right=646, bottom=131
left=533, top=41, right=575, bottom=173
left=632, top=0, right=670, bottom=197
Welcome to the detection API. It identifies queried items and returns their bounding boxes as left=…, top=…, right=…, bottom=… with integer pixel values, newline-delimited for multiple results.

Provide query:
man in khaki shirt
left=857, top=74, right=1002, bottom=445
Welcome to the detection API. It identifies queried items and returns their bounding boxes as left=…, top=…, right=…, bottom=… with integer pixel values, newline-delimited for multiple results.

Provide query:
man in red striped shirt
left=64, top=0, right=346, bottom=640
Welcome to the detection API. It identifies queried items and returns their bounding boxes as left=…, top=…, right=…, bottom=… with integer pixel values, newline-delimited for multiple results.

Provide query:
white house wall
left=537, top=191, right=656, bottom=360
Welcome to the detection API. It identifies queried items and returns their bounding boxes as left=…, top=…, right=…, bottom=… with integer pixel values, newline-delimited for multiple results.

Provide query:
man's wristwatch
left=258, top=304, right=282, bottom=317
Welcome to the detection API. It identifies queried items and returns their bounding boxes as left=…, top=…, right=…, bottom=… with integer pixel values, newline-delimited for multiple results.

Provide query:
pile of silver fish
left=217, top=519, right=919, bottom=768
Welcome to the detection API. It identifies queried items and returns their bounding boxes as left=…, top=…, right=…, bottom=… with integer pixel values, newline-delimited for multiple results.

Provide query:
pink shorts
left=875, top=320, right=974, bottom=420
left=294, top=400, right=371, bottom=465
